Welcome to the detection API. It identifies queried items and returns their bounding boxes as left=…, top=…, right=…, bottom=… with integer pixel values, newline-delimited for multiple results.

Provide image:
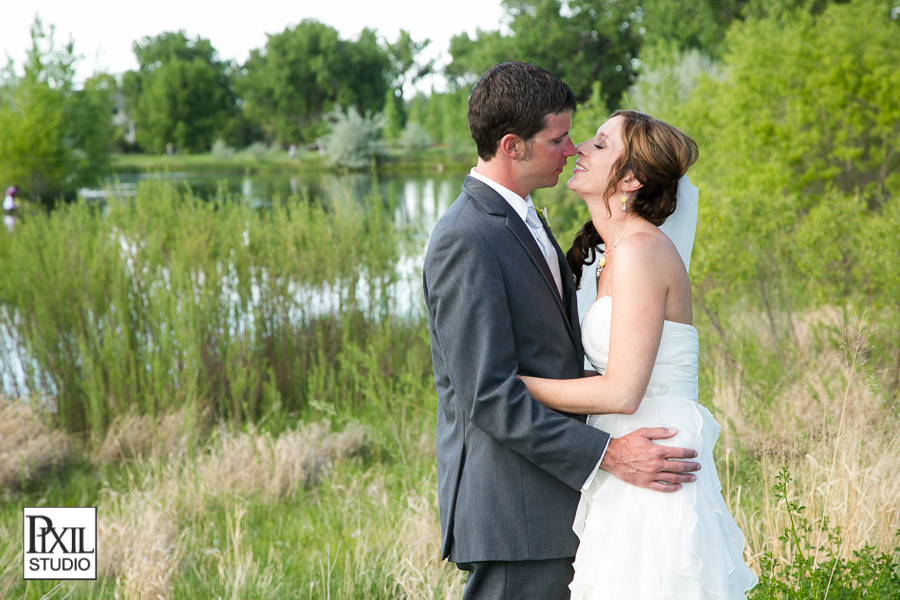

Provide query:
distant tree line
left=0, top=0, right=890, bottom=200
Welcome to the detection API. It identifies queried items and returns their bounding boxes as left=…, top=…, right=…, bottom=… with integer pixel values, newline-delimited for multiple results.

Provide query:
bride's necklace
left=596, top=216, right=639, bottom=279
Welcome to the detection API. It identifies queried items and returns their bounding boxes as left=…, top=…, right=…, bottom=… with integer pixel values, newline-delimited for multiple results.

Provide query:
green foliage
left=0, top=177, right=423, bottom=439
left=439, top=89, right=472, bottom=156
left=750, top=467, right=900, bottom=599
left=399, top=121, right=432, bottom=152
left=447, top=0, right=642, bottom=105
left=672, top=0, right=900, bottom=353
left=0, top=17, right=113, bottom=200
left=210, top=138, right=236, bottom=159
left=445, top=0, right=857, bottom=111
left=631, top=0, right=740, bottom=57
left=571, top=81, right=610, bottom=145
left=382, top=88, right=405, bottom=145
left=386, top=30, right=434, bottom=99
left=622, top=44, right=723, bottom=123
left=687, top=0, right=900, bottom=203
left=123, top=31, right=239, bottom=153
left=321, top=106, right=387, bottom=169
left=403, top=89, right=471, bottom=157
left=239, top=21, right=392, bottom=144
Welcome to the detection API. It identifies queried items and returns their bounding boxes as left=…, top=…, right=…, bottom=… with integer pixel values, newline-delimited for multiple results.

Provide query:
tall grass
left=0, top=178, right=431, bottom=440
left=703, top=306, right=900, bottom=597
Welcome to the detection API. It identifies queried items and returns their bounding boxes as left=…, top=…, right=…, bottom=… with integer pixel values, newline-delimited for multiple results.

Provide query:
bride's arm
left=520, top=234, right=668, bottom=415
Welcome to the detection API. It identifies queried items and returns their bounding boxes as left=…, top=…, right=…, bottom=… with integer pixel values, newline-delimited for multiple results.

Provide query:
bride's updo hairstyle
left=567, top=110, right=699, bottom=289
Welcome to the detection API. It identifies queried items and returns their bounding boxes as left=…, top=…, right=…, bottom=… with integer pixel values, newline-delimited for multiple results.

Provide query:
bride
left=519, top=110, right=758, bottom=599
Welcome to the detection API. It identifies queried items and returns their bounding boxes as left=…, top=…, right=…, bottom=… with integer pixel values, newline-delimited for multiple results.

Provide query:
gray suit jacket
left=423, top=176, right=610, bottom=563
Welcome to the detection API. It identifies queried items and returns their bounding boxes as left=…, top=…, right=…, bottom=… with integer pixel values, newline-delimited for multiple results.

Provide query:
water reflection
left=100, top=170, right=457, bottom=224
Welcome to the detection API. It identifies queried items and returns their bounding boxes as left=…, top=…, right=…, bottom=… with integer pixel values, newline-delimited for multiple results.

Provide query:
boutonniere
left=537, top=205, right=551, bottom=230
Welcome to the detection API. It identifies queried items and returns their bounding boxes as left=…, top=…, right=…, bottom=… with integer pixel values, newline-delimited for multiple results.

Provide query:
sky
left=3, top=0, right=507, bottom=93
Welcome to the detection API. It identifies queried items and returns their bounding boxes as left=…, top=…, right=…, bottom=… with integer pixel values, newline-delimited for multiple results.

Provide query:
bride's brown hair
left=567, top=110, right=699, bottom=289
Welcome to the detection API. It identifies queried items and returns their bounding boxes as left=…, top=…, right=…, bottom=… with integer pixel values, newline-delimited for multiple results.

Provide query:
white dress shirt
left=469, top=168, right=608, bottom=489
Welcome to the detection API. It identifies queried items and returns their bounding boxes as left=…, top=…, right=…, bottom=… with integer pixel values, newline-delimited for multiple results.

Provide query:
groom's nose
left=563, top=137, right=576, bottom=157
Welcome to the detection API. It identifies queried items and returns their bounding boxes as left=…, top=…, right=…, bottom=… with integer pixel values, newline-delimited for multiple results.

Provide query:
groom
left=422, top=62, right=701, bottom=599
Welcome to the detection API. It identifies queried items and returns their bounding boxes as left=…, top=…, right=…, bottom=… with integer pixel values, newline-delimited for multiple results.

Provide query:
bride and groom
left=422, top=61, right=758, bottom=599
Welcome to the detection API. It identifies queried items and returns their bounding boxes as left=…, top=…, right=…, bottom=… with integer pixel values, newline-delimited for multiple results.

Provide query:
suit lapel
left=463, top=177, right=581, bottom=351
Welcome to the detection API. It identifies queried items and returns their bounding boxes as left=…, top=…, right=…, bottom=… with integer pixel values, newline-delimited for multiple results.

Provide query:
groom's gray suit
left=423, top=176, right=610, bottom=570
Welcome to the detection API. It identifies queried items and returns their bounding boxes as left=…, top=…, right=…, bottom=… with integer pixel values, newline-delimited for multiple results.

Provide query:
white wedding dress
left=570, top=295, right=758, bottom=599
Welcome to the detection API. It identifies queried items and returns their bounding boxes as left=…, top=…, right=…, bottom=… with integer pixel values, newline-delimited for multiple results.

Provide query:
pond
left=91, top=169, right=460, bottom=231
left=2, top=169, right=464, bottom=399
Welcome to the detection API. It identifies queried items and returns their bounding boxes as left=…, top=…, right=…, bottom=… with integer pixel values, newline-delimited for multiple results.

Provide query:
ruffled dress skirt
left=574, top=297, right=758, bottom=599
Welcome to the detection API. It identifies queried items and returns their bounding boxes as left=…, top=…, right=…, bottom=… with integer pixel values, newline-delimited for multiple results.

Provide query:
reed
left=0, top=178, right=429, bottom=440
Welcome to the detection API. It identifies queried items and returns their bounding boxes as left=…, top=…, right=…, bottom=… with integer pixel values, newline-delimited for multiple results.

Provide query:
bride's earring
left=621, top=195, right=627, bottom=212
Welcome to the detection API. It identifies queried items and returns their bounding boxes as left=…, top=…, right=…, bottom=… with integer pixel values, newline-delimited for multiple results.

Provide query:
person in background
left=3, top=186, right=18, bottom=233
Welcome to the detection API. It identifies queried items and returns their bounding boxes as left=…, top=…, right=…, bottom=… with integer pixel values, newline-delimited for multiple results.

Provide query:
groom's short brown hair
left=468, top=61, right=577, bottom=161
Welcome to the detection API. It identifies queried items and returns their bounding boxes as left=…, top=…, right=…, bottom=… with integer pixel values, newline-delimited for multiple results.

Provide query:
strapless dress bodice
left=581, top=296, right=699, bottom=400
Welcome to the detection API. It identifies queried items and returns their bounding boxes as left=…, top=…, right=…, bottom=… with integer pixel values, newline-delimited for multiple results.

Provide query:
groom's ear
left=499, top=133, right=525, bottom=159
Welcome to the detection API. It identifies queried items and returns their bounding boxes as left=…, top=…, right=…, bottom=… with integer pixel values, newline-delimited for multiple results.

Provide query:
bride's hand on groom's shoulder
left=601, top=428, right=700, bottom=493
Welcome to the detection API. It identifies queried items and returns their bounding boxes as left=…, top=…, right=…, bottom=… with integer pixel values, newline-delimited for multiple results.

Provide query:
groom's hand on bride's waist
left=601, top=428, right=700, bottom=493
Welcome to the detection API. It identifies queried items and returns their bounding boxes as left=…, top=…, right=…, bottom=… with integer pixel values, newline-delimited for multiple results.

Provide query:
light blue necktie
left=525, top=205, right=562, bottom=298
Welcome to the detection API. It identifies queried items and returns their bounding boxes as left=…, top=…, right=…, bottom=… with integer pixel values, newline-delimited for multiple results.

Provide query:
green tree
left=571, top=81, right=610, bottom=145
left=321, top=106, right=386, bottom=169
left=387, top=30, right=434, bottom=100
left=446, top=0, right=645, bottom=105
left=424, top=88, right=447, bottom=145
left=0, top=18, right=113, bottom=201
left=619, top=42, right=723, bottom=130
left=382, top=87, right=404, bottom=146
left=677, top=0, right=900, bottom=339
left=686, top=0, right=900, bottom=204
left=123, top=31, right=238, bottom=153
left=444, top=0, right=855, bottom=110
left=239, top=21, right=392, bottom=144
left=440, top=88, right=471, bottom=156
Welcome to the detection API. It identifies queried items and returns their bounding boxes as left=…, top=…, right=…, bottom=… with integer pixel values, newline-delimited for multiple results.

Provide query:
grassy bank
left=1, top=180, right=898, bottom=598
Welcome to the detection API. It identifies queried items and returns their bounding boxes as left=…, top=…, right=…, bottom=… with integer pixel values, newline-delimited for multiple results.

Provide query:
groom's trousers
left=456, top=558, right=575, bottom=600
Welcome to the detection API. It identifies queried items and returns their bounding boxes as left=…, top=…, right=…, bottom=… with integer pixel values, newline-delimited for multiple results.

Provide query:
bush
left=321, top=106, right=386, bottom=169
left=750, top=467, right=900, bottom=599
left=245, top=141, right=270, bottom=162
left=399, top=122, right=431, bottom=152
left=210, top=139, right=235, bottom=160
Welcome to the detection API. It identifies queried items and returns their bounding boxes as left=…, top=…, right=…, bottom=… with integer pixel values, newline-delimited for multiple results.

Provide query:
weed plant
left=750, top=468, right=900, bottom=599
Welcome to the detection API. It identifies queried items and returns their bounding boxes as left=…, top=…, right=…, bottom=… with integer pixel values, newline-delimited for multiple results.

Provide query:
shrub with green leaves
left=399, top=121, right=431, bottom=152
left=751, top=467, right=900, bottom=599
left=321, top=106, right=387, bottom=169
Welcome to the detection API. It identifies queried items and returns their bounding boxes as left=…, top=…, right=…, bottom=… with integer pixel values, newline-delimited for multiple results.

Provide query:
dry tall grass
left=0, top=400, right=71, bottom=490
left=712, top=308, right=900, bottom=572
left=0, top=520, right=19, bottom=599
left=391, top=480, right=466, bottom=599
left=195, top=421, right=368, bottom=500
left=204, top=504, right=285, bottom=600
left=99, top=490, right=182, bottom=600
left=92, top=417, right=367, bottom=599
left=95, top=406, right=204, bottom=463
